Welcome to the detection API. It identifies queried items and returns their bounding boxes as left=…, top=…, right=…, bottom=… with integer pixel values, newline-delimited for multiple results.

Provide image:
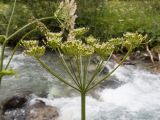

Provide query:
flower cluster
left=61, top=40, right=94, bottom=57
left=21, top=31, right=145, bottom=60
left=94, top=42, right=115, bottom=59
left=21, top=40, right=45, bottom=58
left=123, top=32, right=146, bottom=49
left=108, top=38, right=123, bottom=46
left=45, top=32, right=62, bottom=49
left=86, top=36, right=98, bottom=45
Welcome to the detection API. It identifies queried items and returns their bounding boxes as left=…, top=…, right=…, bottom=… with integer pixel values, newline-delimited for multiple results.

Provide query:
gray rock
left=100, top=66, right=109, bottom=75
left=100, top=77, right=125, bottom=89
left=1, top=95, right=59, bottom=120
left=3, top=109, right=26, bottom=120
left=26, top=99, right=58, bottom=120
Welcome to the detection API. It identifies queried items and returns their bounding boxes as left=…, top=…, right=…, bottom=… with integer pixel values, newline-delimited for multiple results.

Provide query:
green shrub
left=76, top=0, right=160, bottom=45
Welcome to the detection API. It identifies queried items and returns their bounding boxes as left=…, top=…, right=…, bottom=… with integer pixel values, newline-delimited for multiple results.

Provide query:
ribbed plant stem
left=81, top=92, right=86, bottom=120
left=0, top=76, right=2, bottom=86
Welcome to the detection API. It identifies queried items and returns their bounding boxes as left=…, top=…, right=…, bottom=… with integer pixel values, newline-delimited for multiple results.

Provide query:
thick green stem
left=0, top=76, right=2, bottom=86
left=83, top=57, right=89, bottom=90
left=80, top=56, right=84, bottom=89
left=81, top=92, right=86, bottom=120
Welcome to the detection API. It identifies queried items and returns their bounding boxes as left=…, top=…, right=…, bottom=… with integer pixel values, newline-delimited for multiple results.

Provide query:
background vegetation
left=0, top=0, right=160, bottom=47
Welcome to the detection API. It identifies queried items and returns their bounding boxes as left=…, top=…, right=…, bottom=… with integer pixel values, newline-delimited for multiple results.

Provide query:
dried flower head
left=55, top=0, right=77, bottom=31
left=36, top=20, right=50, bottom=35
left=29, top=16, right=49, bottom=35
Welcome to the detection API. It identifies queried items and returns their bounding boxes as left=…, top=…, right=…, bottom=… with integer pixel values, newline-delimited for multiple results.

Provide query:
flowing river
left=0, top=48, right=160, bottom=120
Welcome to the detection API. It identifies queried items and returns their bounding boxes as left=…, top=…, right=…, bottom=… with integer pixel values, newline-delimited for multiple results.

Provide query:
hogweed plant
left=21, top=1, right=146, bottom=120
left=21, top=30, right=145, bottom=120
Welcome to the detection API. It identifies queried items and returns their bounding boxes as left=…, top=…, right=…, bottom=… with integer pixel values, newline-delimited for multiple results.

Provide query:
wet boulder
left=1, top=95, right=59, bottom=120
left=2, top=95, right=27, bottom=120
left=26, top=99, right=59, bottom=120
left=100, top=66, right=109, bottom=75
left=100, top=76, right=125, bottom=89
left=3, top=96, right=27, bottom=111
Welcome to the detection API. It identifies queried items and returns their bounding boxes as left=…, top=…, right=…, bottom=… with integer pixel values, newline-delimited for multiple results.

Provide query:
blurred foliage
left=76, top=0, right=160, bottom=50
left=0, top=0, right=60, bottom=45
left=0, top=0, right=160, bottom=48
left=77, top=0, right=160, bottom=41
